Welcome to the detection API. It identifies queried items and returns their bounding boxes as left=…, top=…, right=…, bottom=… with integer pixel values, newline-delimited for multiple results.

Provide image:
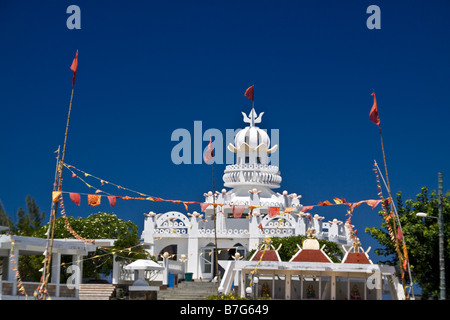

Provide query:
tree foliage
left=35, top=212, right=150, bottom=280
left=0, top=197, right=148, bottom=281
left=365, top=187, right=450, bottom=299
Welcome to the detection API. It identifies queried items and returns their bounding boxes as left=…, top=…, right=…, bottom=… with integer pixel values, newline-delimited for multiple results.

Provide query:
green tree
left=35, top=212, right=150, bottom=281
left=0, top=200, right=13, bottom=233
left=366, top=187, right=450, bottom=299
left=14, top=195, right=45, bottom=236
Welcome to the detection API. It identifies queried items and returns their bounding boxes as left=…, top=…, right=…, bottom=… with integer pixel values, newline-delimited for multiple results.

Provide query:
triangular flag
left=244, top=85, right=254, bottom=101
left=200, top=203, right=210, bottom=212
left=69, top=193, right=80, bottom=206
left=107, top=196, right=117, bottom=208
left=70, top=50, right=78, bottom=87
left=52, top=191, right=62, bottom=203
left=300, top=206, right=314, bottom=213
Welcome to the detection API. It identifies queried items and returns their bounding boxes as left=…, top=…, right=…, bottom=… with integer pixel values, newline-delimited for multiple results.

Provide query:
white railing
left=223, top=164, right=282, bottom=187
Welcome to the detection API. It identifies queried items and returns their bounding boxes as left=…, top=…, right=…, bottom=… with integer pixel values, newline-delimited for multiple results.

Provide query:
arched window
left=158, top=244, right=177, bottom=261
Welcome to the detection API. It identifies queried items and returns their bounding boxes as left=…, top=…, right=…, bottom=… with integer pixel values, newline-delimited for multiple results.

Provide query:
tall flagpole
left=41, top=52, right=78, bottom=299
left=212, top=158, right=219, bottom=295
left=371, top=91, right=408, bottom=298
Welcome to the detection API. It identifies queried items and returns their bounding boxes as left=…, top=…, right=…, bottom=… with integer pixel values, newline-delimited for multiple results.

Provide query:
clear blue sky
left=1, top=0, right=449, bottom=263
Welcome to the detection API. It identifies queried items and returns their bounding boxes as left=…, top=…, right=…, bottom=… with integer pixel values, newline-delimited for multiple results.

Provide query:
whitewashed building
left=141, top=109, right=353, bottom=280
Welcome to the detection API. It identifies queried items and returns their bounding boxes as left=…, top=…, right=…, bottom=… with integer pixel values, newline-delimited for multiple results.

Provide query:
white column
left=8, top=246, right=19, bottom=296
left=72, top=254, right=83, bottom=298
left=112, top=255, right=121, bottom=285
left=187, top=216, right=199, bottom=278
left=51, top=252, right=61, bottom=297
left=285, top=274, right=291, bottom=299
left=331, top=274, right=336, bottom=300
left=248, top=215, right=261, bottom=251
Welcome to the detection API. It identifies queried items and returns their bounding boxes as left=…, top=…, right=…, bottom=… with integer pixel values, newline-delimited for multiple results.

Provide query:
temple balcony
left=223, top=164, right=282, bottom=189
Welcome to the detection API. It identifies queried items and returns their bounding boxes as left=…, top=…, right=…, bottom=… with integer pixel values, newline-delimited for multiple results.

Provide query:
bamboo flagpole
left=369, top=91, right=412, bottom=298
left=204, top=136, right=219, bottom=295
left=40, top=51, right=79, bottom=300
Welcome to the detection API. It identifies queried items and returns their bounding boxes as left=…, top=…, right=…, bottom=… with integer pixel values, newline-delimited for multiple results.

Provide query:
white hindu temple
left=142, top=108, right=353, bottom=280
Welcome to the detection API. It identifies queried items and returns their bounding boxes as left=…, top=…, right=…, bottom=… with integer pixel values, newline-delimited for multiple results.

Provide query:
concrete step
left=157, top=281, right=218, bottom=300
left=79, top=284, right=116, bottom=300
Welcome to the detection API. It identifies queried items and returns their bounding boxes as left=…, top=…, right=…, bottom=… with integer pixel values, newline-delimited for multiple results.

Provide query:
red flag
left=107, top=196, right=117, bottom=208
left=232, top=205, right=245, bottom=219
left=244, top=85, right=254, bottom=101
left=268, top=207, right=280, bottom=218
left=70, top=50, right=78, bottom=86
left=300, top=206, right=314, bottom=213
left=69, top=193, right=81, bottom=206
left=369, top=92, right=380, bottom=126
left=397, top=226, right=404, bottom=241
left=200, top=203, right=210, bottom=212
left=203, top=136, right=214, bottom=164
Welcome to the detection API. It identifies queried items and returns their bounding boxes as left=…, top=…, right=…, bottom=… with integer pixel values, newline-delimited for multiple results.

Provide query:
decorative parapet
left=223, top=164, right=282, bottom=188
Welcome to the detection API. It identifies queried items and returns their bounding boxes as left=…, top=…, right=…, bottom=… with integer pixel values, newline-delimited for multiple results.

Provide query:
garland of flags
left=9, top=237, right=28, bottom=299
left=57, top=162, right=383, bottom=216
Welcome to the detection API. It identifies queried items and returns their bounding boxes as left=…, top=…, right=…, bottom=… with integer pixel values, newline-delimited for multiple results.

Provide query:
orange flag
left=70, top=50, right=78, bottom=87
left=87, top=194, right=101, bottom=207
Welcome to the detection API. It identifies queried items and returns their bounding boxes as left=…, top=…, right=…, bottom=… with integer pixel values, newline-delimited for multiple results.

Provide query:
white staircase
left=79, top=283, right=116, bottom=300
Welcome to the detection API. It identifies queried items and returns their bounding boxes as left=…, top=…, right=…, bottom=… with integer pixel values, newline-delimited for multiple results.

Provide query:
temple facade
left=141, top=109, right=353, bottom=280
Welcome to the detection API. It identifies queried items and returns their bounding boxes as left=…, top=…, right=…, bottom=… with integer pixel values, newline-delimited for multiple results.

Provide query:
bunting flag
left=107, top=196, right=117, bottom=208
left=87, top=194, right=101, bottom=207
left=70, top=50, right=78, bottom=87
left=300, top=206, right=314, bottom=213
left=232, top=205, right=245, bottom=219
left=244, top=85, right=254, bottom=101
left=200, top=202, right=210, bottom=212
left=284, top=206, right=295, bottom=214
left=318, top=200, right=332, bottom=206
left=52, top=191, right=62, bottom=203
left=70, top=192, right=81, bottom=206
left=9, top=238, right=28, bottom=299
left=268, top=206, right=280, bottom=218
left=369, top=92, right=380, bottom=126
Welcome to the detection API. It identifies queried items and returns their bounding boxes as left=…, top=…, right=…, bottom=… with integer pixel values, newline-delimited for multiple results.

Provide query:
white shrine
left=141, top=108, right=353, bottom=280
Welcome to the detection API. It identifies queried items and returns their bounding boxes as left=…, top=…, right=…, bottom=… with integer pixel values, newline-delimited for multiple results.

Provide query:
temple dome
left=227, top=108, right=278, bottom=154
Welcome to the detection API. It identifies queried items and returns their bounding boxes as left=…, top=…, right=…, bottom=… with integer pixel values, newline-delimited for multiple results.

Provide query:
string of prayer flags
left=9, top=237, right=28, bottom=299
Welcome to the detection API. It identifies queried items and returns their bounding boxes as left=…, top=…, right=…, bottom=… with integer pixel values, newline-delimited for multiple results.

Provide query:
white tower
left=222, top=108, right=284, bottom=206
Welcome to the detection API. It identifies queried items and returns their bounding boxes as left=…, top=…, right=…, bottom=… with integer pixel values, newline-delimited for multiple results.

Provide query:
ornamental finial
left=242, top=108, right=264, bottom=127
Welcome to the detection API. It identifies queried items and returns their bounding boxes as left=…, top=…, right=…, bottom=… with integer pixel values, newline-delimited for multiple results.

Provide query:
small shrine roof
left=250, top=250, right=281, bottom=262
